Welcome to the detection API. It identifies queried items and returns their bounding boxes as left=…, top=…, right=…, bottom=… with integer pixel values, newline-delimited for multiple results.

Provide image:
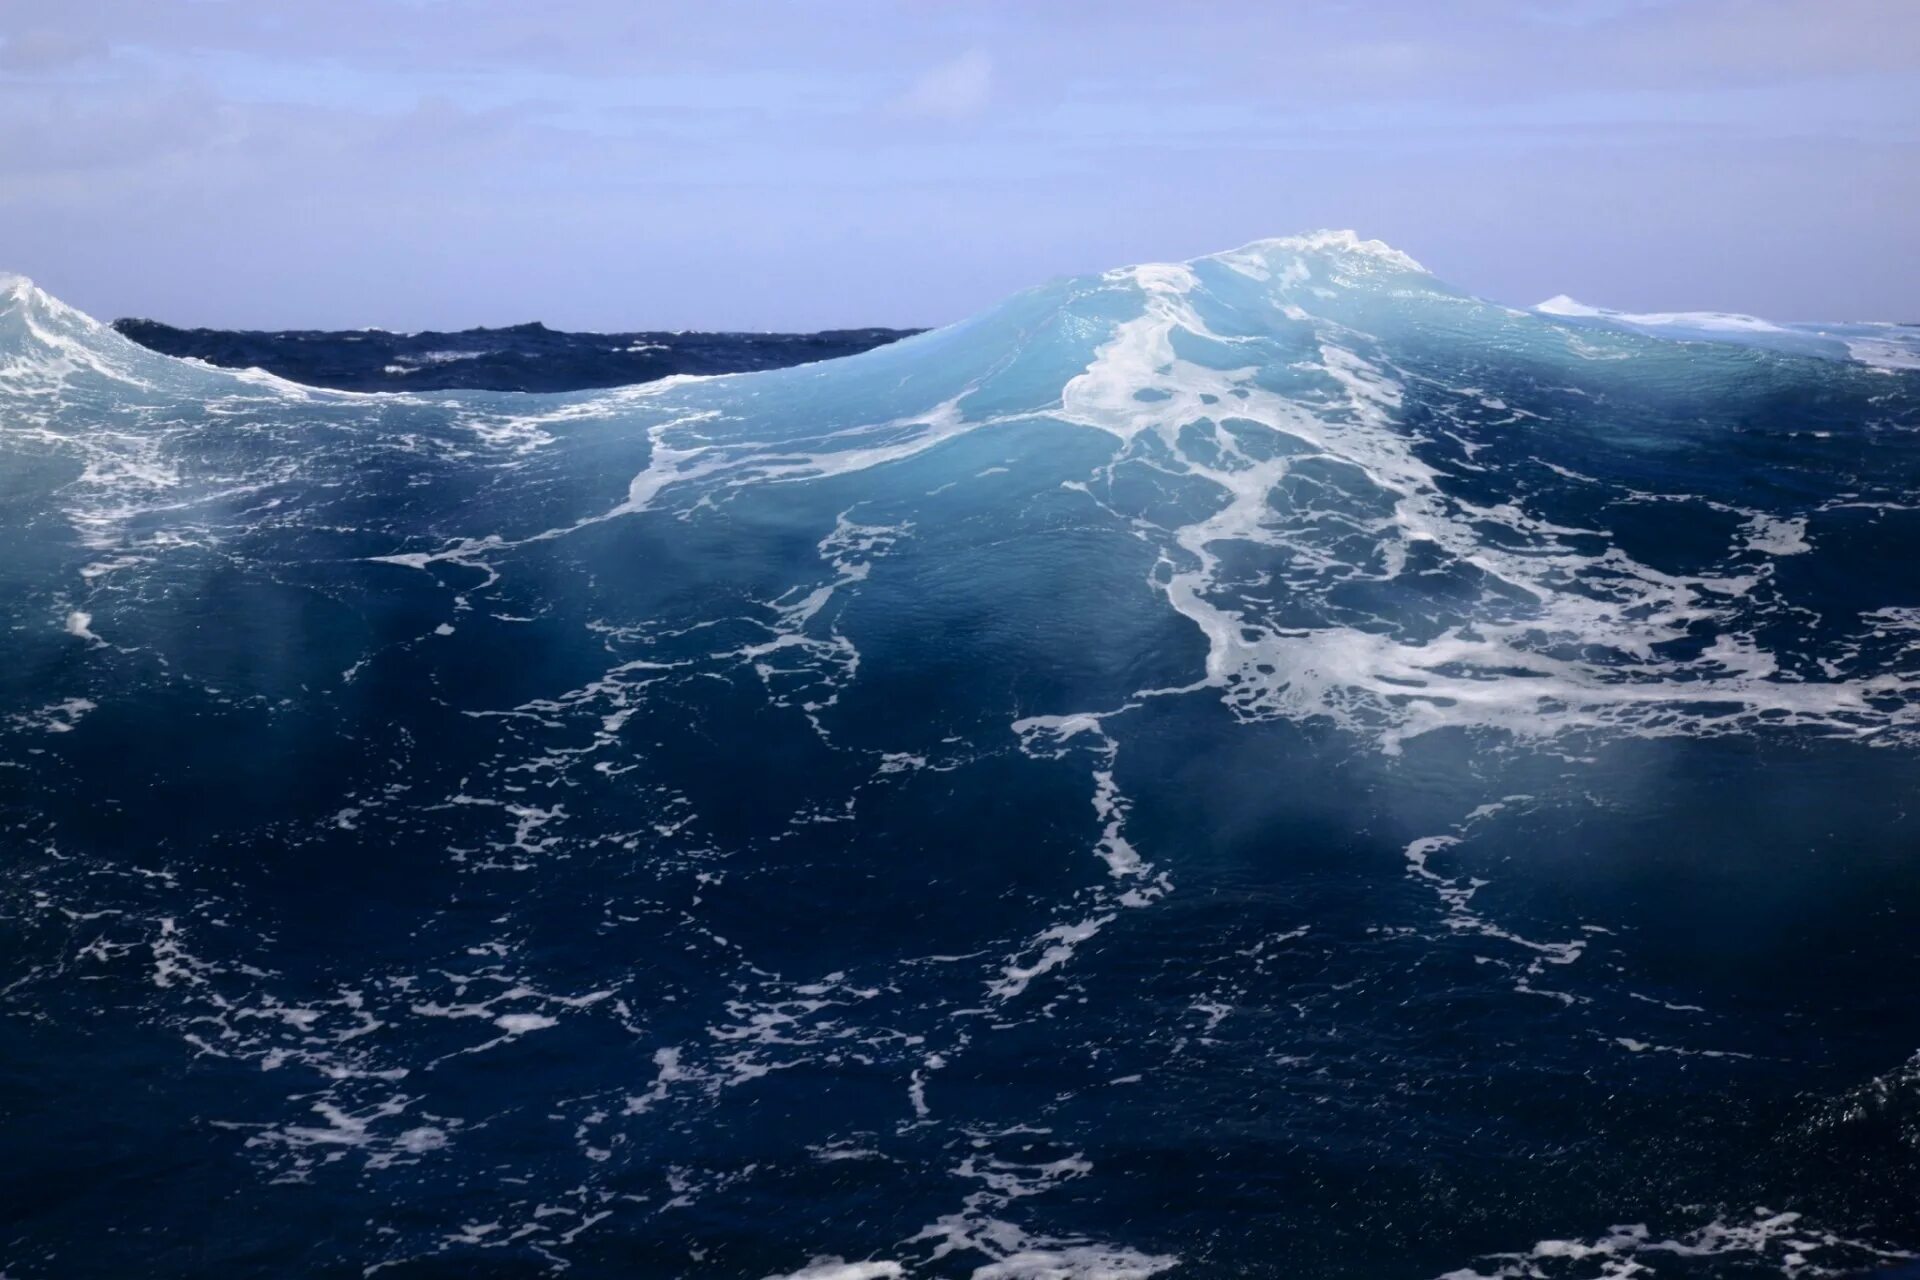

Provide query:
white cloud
left=893, top=48, right=992, bottom=121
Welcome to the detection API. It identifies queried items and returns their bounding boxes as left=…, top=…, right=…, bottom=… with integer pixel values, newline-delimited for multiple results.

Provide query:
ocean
left=109, top=317, right=919, bottom=394
left=3, top=232, right=1919, bottom=1279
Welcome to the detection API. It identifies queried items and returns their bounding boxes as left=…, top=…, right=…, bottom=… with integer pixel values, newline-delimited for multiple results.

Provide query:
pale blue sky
left=2, top=0, right=1916, bottom=329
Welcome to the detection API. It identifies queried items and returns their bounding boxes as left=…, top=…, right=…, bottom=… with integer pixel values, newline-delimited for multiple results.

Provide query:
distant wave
left=110, top=314, right=922, bottom=393
left=1533, top=292, right=1920, bottom=371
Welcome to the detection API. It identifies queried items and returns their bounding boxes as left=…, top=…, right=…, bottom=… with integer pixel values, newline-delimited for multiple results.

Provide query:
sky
left=1, top=0, right=1916, bottom=331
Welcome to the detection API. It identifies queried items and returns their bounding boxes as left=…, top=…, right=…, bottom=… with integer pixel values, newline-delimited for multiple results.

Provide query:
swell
left=110, top=315, right=922, bottom=394
left=8, top=236, right=1920, bottom=754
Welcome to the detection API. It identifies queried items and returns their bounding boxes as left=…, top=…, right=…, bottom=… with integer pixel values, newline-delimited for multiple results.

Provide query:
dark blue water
left=4, top=236, right=1920, bottom=1280
left=111, top=316, right=919, bottom=392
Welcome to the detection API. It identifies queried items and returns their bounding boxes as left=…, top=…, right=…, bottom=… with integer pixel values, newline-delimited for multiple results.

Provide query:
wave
left=1534, top=292, right=1920, bottom=372
left=6, top=234, right=1919, bottom=755
left=5, top=236, right=1920, bottom=1278
left=111, top=314, right=923, bottom=393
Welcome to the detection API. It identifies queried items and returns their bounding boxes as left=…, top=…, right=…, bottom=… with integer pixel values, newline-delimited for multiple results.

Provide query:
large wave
left=3, top=238, right=1919, bottom=1279
left=11, top=236, right=1917, bottom=752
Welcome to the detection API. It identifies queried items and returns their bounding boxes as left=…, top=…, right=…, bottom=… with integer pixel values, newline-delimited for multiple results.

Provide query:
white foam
left=760, top=1261, right=904, bottom=1280
left=972, top=1246, right=1181, bottom=1279
left=987, top=915, right=1115, bottom=1002
left=11, top=696, right=97, bottom=734
left=492, top=1012, right=558, bottom=1035
left=911, top=1146, right=1179, bottom=1280
left=1435, top=1208, right=1913, bottom=1279
left=1741, top=515, right=1811, bottom=556
left=1845, top=334, right=1920, bottom=371
left=1535, top=295, right=1788, bottom=334
left=1217, top=230, right=1428, bottom=276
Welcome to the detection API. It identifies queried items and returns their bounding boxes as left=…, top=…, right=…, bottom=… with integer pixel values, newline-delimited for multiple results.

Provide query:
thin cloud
left=893, top=49, right=992, bottom=121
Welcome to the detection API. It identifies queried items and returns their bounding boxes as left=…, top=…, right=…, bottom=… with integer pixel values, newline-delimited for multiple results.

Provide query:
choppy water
left=4, top=233, right=1920, bottom=1280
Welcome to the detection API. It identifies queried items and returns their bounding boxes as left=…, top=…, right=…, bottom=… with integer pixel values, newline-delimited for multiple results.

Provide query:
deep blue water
left=4, top=235, right=1920, bottom=1280
left=111, top=317, right=919, bottom=393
